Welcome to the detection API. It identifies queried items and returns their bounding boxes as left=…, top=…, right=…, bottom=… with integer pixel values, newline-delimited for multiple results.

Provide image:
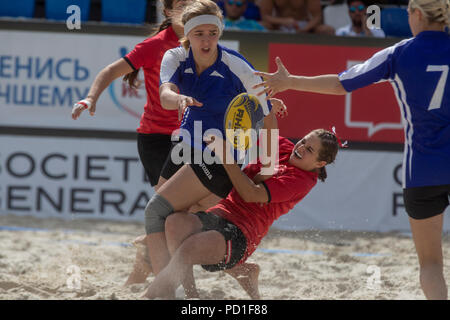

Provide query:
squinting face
left=187, top=24, right=220, bottom=62
left=289, top=133, right=326, bottom=172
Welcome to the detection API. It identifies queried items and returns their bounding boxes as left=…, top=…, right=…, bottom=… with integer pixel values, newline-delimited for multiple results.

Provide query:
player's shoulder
left=164, top=46, right=189, bottom=61
left=385, top=37, right=415, bottom=57
left=220, top=45, right=254, bottom=71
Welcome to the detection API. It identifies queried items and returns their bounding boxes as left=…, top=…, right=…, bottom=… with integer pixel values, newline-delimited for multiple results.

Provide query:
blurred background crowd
left=0, top=0, right=413, bottom=38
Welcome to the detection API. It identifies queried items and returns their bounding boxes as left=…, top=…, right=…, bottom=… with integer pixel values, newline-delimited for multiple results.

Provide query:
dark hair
left=123, top=0, right=175, bottom=89
left=312, top=129, right=339, bottom=182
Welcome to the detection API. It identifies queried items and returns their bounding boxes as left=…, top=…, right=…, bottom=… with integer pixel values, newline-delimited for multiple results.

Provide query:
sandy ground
left=0, top=214, right=449, bottom=300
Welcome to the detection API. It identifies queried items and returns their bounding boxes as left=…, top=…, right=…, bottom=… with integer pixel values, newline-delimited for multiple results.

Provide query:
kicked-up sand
left=0, top=214, right=449, bottom=300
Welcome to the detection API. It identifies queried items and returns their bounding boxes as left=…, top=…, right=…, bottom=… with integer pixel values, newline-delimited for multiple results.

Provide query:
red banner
left=269, top=43, right=404, bottom=143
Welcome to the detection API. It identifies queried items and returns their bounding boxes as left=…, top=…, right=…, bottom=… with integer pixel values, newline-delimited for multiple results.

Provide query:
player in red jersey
left=72, top=0, right=187, bottom=192
left=143, top=128, right=341, bottom=299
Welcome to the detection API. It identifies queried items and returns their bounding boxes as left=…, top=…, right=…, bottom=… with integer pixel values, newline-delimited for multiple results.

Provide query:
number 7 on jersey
left=426, top=65, right=448, bottom=111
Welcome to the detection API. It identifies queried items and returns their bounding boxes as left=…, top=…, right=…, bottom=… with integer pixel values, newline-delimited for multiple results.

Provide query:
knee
left=144, top=194, right=174, bottom=235
left=165, top=213, right=185, bottom=237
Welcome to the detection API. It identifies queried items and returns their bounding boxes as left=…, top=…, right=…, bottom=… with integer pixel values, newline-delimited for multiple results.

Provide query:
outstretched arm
left=72, top=58, right=133, bottom=119
left=253, top=57, right=347, bottom=98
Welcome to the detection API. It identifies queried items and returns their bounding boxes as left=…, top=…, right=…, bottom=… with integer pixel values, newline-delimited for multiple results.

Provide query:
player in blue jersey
left=139, top=0, right=283, bottom=296
left=254, top=0, right=450, bottom=299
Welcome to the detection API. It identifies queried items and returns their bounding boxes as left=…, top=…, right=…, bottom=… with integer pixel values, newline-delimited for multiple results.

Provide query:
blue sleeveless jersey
left=160, top=44, right=271, bottom=159
left=339, top=31, right=450, bottom=188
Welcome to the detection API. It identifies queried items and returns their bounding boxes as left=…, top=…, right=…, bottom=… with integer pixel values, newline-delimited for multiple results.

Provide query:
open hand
left=253, top=57, right=291, bottom=99
left=177, top=95, right=203, bottom=120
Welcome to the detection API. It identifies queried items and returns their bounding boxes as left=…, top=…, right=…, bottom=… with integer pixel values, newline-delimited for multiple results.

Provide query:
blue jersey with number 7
left=338, top=31, right=450, bottom=188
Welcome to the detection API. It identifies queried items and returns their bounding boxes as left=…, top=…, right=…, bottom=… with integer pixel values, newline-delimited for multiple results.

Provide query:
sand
left=0, top=214, right=449, bottom=300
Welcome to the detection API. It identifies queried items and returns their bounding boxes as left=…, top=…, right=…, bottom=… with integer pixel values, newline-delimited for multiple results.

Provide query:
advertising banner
left=0, top=135, right=153, bottom=221
left=269, top=43, right=405, bottom=143
left=0, top=30, right=238, bottom=132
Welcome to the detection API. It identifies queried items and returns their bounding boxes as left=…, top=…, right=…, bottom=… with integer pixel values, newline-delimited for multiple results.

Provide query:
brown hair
left=178, top=0, right=223, bottom=50
left=123, top=0, right=176, bottom=89
left=312, top=129, right=340, bottom=182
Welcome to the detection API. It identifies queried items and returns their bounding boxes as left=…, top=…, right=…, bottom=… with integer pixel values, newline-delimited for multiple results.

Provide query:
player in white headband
left=183, top=14, right=225, bottom=37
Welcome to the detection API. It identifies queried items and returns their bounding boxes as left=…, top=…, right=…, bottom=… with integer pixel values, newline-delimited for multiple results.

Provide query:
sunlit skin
left=288, top=132, right=326, bottom=172
left=187, top=24, right=220, bottom=75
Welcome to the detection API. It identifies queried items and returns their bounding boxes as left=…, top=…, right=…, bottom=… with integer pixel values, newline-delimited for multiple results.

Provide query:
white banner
left=0, top=30, right=239, bottom=132
left=0, top=135, right=154, bottom=221
left=1, top=135, right=449, bottom=231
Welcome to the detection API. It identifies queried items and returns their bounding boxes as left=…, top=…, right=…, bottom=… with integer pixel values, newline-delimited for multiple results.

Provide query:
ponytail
left=318, top=167, right=327, bottom=182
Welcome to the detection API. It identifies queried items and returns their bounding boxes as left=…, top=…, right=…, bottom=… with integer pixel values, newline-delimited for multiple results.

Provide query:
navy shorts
left=160, top=142, right=238, bottom=199
left=194, top=211, right=247, bottom=272
left=403, top=184, right=450, bottom=220
left=137, top=133, right=173, bottom=187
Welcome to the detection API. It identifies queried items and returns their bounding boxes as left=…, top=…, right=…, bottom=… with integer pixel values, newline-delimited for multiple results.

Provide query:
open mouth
left=201, top=47, right=210, bottom=53
left=294, top=149, right=302, bottom=159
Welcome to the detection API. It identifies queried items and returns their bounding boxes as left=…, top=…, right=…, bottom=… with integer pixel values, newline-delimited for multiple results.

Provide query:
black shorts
left=160, top=142, right=238, bottom=199
left=194, top=211, right=247, bottom=272
left=403, top=184, right=450, bottom=220
left=137, top=133, right=173, bottom=186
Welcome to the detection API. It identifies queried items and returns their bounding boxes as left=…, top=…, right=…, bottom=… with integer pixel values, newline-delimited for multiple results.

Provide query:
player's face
left=188, top=24, right=220, bottom=64
left=289, top=133, right=326, bottom=172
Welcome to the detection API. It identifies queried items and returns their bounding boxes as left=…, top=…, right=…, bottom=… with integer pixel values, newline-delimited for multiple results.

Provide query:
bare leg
left=409, top=213, right=447, bottom=300
left=188, top=193, right=222, bottom=213
left=124, top=177, right=168, bottom=286
left=225, top=263, right=261, bottom=299
left=146, top=165, right=212, bottom=275
left=144, top=230, right=227, bottom=299
left=165, top=213, right=204, bottom=299
left=124, top=188, right=219, bottom=287
left=124, top=235, right=152, bottom=286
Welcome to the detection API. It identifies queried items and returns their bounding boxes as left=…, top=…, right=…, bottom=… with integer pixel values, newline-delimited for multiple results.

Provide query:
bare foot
left=225, top=263, right=261, bottom=299
left=124, top=235, right=153, bottom=286
left=142, top=282, right=176, bottom=300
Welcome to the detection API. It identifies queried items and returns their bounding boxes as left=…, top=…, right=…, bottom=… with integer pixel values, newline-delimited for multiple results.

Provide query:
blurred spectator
left=222, top=0, right=266, bottom=31
left=257, top=0, right=335, bottom=34
left=217, top=0, right=262, bottom=21
left=335, top=0, right=386, bottom=37
left=322, top=0, right=352, bottom=31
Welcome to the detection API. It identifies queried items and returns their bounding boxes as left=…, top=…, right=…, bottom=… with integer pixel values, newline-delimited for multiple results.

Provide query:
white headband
left=184, top=15, right=224, bottom=36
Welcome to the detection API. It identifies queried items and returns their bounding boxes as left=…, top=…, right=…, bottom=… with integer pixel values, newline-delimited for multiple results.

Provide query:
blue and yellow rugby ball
left=223, top=93, right=264, bottom=151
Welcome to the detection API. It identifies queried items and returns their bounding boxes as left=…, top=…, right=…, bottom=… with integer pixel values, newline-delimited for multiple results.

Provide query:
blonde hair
left=177, top=0, right=223, bottom=50
left=409, top=0, right=450, bottom=27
